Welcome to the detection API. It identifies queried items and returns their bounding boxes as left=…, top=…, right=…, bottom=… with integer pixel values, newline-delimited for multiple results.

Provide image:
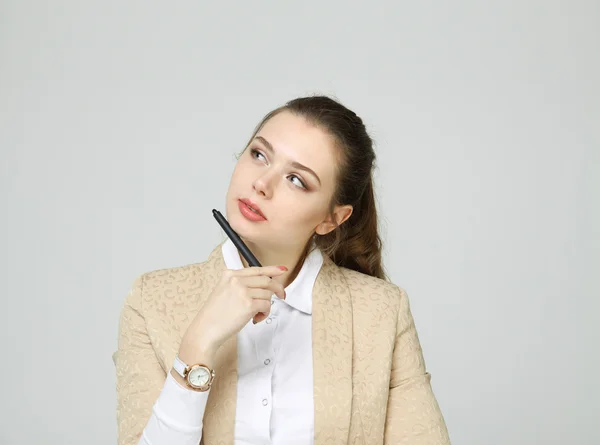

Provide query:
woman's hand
left=178, top=265, right=287, bottom=365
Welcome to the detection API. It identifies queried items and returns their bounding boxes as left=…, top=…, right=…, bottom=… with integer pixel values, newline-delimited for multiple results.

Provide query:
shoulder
left=340, top=266, right=405, bottom=298
left=124, top=258, right=218, bottom=317
left=137, top=261, right=207, bottom=287
left=338, top=266, right=407, bottom=312
left=135, top=240, right=227, bottom=291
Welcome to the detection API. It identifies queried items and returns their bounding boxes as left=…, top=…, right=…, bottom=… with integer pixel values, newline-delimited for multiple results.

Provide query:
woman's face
left=225, top=110, right=352, bottom=251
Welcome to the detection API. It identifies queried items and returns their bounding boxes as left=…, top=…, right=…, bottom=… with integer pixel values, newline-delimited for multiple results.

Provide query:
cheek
left=271, top=197, right=327, bottom=229
left=232, top=157, right=260, bottom=183
left=228, top=162, right=250, bottom=189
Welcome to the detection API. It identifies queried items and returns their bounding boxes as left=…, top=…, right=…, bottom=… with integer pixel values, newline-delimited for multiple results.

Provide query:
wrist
left=178, top=341, right=218, bottom=369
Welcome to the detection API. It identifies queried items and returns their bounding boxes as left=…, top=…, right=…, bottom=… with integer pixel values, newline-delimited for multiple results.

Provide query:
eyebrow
left=254, top=136, right=321, bottom=186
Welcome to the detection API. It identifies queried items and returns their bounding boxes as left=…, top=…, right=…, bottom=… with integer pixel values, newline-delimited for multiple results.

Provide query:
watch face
left=188, top=366, right=210, bottom=387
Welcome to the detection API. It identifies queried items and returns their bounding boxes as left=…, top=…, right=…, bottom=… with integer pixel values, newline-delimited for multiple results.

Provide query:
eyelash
left=250, top=148, right=308, bottom=190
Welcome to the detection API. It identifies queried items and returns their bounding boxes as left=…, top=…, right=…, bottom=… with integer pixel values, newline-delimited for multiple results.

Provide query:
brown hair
left=236, top=95, right=389, bottom=282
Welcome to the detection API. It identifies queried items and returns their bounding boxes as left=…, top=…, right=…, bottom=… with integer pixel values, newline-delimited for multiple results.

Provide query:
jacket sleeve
left=383, top=286, right=451, bottom=445
left=114, top=274, right=210, bottom=445
left=114, top=274, right=167, bottom=445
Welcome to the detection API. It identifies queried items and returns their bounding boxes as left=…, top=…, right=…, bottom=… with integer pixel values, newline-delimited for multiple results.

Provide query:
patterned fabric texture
left=114, top=240, right=451, bottom=445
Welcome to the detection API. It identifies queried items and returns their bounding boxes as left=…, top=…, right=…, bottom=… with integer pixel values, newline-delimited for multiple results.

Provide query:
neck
left=238, top=238, right=312, bottom=288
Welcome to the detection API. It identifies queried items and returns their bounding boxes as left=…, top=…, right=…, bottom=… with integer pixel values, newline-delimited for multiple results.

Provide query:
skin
left=225, top=110, right=354, bottom=288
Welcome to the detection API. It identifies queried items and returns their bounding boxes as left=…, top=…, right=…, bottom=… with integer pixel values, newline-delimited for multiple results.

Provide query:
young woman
left=114, top=96, right=450, bottom=445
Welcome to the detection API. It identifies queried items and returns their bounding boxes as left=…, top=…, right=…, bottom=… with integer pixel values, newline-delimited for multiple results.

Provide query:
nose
left=252, top=172, right=275, bottom=199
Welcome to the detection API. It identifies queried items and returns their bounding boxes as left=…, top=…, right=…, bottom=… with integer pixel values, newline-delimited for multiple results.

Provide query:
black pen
left=212, top=209, right=262, bottom=267
left=213, top=209, right=275, bottom=324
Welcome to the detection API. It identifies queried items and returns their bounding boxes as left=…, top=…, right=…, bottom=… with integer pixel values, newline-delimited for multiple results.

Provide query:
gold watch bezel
left=184, top=363, right=215, bottom=392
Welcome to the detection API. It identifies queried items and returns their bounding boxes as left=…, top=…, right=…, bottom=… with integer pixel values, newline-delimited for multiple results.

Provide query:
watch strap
left=173, top=355, right=189, bottom=378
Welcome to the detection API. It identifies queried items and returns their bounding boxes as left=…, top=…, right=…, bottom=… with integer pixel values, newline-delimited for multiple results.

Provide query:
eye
left=250, top=148, right=266, bottom=162
left=289, top=175, right=307, bottom=189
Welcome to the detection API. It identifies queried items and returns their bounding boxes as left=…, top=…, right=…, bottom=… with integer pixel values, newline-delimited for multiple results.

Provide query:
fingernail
left=278, top=266, right=288, bottom=271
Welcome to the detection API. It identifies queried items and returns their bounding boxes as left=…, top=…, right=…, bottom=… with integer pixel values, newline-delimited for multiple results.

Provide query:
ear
left=315, top=204, right=353, bottom=236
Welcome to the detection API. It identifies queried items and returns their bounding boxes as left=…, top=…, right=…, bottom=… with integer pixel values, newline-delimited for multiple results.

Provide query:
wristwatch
left=173, top=355, right=216, bottom=392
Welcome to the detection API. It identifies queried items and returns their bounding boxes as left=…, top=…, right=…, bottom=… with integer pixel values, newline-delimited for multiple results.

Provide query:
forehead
left=256, top=111, right=339, bottom=185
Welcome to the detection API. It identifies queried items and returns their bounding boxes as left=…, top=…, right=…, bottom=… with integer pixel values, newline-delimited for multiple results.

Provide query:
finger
left=242, top=276, right=286, bottom=300
left=253, top=312, right=268, bottom=324
left=251, top=300, right=272, bottom=324
left=247, top=288, right=275, bottom=300
left=231, top=265, right=287, bottom=277
left=252, top=299, right=272, bottom=314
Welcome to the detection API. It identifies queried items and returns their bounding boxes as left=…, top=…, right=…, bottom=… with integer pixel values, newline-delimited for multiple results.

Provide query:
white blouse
left=139, top=238, right=324, bottom=445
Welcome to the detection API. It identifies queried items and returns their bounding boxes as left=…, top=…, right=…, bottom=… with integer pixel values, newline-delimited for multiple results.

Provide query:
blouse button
left=264, top=358, right=271, bottom=365
left=262, top=398, right=268, bottom=406
left=266, top=318, right=272, bottom=324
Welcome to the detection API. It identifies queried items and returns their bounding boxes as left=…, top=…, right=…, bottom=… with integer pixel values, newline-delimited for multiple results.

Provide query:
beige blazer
left=114, top=240, right=450, bottom=445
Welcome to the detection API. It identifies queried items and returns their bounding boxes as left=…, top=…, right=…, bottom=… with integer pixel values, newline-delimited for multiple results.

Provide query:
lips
left=239, top=198, right=266, bottom=219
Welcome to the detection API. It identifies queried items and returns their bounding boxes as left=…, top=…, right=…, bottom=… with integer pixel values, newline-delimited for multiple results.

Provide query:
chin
left=228, top=209, right=258, bottom=239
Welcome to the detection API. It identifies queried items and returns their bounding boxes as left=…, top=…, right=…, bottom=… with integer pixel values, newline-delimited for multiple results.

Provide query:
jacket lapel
left=312, top=254, right=354, bottom=445
left=198, top=241, right=354, bottom=445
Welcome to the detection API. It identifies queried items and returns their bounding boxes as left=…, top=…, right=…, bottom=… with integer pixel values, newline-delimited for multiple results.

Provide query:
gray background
left=1, top=1, right=598, bottom=444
